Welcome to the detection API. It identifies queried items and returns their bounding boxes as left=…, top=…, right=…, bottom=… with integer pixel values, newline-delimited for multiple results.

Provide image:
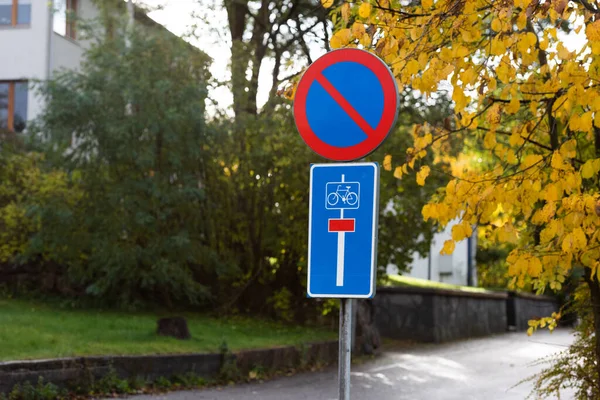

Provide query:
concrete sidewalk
left=124, top=329, right=575, bottom=400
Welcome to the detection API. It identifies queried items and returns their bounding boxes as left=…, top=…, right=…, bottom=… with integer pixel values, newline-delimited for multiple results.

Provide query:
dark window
left=13, top=82, right=27, bottom=132
left=53, top=0, right=77, bottom=39
left=0, top=83, right=8, bottom=131
left=0, top=0, right=13, bottom=25
left=17, top=1, right=30, bottom=25
left=0, top=81, right=28, bottom=132
left=0, top=0, right=31, bottom=26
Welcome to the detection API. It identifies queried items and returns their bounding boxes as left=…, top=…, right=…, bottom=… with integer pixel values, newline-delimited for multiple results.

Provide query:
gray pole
left=338, top=298, right=352, bottom=400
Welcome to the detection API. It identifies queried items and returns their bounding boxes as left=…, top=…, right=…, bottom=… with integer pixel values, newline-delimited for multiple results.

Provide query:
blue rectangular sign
left=307, top=162, right=380, bottom=298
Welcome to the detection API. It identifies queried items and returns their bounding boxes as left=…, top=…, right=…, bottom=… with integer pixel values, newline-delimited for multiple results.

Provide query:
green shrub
left=0, top=150, right=78, bottom=266
left=268, top=287, right=294, bottom=322
left=7, top=377, right=64, bottom=400
left=91, top=367, right=132, bottom=395
left=30, top=20, right=226, bottom=309
left=525, top=284, right=599, bottom=399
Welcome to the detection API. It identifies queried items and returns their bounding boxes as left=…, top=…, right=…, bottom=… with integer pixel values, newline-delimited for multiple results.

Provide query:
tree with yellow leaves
left=322, top=0, right=600, bottom=394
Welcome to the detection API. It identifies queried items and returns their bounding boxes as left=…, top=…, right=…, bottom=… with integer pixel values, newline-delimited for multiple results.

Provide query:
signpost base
left=338, top=298, right=352, bottom=400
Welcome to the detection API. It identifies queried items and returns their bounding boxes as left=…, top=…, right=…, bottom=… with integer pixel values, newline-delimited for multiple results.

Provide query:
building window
left=0, top=0, right=31, bottom=26
left=53, top=0, right=77, bottom=39
left=0, top=81, right=28, bottom=133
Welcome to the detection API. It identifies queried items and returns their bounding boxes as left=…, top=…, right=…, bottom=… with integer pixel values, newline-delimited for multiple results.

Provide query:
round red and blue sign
left=293, top=48, right=399, bottom=161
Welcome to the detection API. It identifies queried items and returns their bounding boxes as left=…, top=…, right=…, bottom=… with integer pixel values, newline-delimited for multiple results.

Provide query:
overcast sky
left=137, top=0, right=588, bottom=119
left=136, top=0, right=233, bottom=115
left=138, top=0, right=322, bottom=116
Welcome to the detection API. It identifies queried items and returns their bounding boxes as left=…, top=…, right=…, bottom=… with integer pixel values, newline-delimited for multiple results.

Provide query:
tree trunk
left=585, top=270, right=600, bottom=388
left=592, top=85, right=600, bottom=393
left=225, top=0, right=250, bottom=118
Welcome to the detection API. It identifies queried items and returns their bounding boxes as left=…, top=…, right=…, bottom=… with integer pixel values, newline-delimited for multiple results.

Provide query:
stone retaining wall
left=372, top=287, right=509, bottom=343
left=0, top=341, right=338, bottom=394
left=507, top=291, right=559, bottom=331
left=0, top=287, right=560, bottom=393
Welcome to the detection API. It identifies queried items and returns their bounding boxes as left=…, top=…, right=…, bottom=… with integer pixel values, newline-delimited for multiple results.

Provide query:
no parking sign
left=292, top=48, right=399, bottom=400
left=293, top=48, right=399, bottom=161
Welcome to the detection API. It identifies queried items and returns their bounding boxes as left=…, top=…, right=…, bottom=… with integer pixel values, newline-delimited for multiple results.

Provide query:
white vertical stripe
left=336, top=232, right=345, bottom=286
left=337, top=173, right=346, bottom=286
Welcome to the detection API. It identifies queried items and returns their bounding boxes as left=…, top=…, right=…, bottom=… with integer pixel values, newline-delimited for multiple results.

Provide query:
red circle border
left=293, top=48, right=399, bottom=161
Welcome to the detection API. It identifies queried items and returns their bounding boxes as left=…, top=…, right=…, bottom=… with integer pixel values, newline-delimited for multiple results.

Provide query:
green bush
left=31, top=20, right=226, bottom=308
left=7, top=377, right=64, bottom=400
left=0, top=149, right=77, bottom=266
left=526, top=284, right=599, bottom=399
left=0, top=11, right=452, bottom=318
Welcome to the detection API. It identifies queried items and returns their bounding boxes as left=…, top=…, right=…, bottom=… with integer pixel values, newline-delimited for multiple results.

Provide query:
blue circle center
left=305, top=61, right=385, bottom=148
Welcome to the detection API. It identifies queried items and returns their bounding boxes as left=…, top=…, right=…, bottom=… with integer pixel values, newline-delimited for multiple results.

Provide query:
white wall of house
left=0, top=1, right=52, bottom=122
left=51, top=35, right=85, bottom=73
left=50, top=0, right=99, bottom=73
left=0, top=0, right=99, bottom=125
left=387, top=220, right=477, bottom=286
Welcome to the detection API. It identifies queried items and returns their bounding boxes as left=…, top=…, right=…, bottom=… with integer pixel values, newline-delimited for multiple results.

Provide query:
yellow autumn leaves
left=324, top=0, right=600, bottom=294
left=357, top=2, right=371, bottom=18
left=581, top=159, right=600, bottom=179
left=527, top=312, right=561, bottom=336
left=416, top=166, right=430, bottom=186
left=323, top=0, right=600, bottom=140
left=586, top=20, right=600, bottom=42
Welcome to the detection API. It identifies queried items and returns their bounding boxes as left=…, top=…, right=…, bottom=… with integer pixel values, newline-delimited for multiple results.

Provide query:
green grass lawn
left=0, top=299, right=336, bottom=362
left=384, top=274, right=491, bottom=293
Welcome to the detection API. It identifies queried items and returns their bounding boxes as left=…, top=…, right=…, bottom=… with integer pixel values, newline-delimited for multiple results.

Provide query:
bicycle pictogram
left=327, top=185, right=358, bottom=206
left=326, top=181, right=360, bottom=210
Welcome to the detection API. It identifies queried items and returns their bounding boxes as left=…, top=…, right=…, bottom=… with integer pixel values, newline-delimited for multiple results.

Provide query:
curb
left=0, top=341, right=338, bottom=394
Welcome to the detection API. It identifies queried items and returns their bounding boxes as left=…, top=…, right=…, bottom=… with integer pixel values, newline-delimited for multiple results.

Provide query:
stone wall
left=0, top=287, right=560, bottom=393
left=371, top=287, right=436, bottom=342
left=507, top=291, right=559, bottom=331
left=373, top=287, right=508, bottom=343
left=0, top=341, right=338, bottom=394
left=433, top=290, right=508, bottom=342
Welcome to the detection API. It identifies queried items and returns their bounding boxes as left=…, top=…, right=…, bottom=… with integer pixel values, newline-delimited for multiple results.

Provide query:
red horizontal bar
left=328, top=218, right=355, bottom=232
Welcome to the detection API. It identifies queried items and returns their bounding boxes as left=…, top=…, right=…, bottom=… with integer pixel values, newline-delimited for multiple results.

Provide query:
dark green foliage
left=297, top=343, right=310, bottom=369
left=152, top=377, right=172, bottom=391
left=0, top=148, right=72, bottom=265
left=218, top=339, right=241, bottom=382
left=2, top=370, right=208, bottom=399
left=476, top=245, right=512, bottom=289
left=3, top=12, right=452, bottom=317
left=204, top=100, right=446, bottom=319
left=170, top=373, right=206, bottom=388
left=0, top=141, right=78, bottom=298
left=92, top=367, right=132, bottom=395
left=203, top=109, right=315, bottom=317
left=7, top=377, right=64, bottom=400
left=30, top=21, right=223, bottom=308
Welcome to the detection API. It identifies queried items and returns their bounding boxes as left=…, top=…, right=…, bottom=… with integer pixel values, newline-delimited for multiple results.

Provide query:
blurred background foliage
left=0, top=11, right=455, bottom=322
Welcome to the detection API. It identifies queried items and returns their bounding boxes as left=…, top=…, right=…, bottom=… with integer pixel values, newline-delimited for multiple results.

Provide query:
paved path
left=126, top=330, right=574, bottom=400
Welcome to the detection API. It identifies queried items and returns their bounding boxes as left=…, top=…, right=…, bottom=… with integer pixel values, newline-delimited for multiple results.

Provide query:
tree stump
left=156, top=317, right=191, bottom=340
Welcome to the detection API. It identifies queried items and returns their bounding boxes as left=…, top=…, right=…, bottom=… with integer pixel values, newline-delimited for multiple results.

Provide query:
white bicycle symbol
left=327, top=185, right=358, bottom=206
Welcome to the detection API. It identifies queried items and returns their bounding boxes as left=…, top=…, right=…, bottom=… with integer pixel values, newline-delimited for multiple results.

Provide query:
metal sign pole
left=294, top=48, right=393, bottom=400
left=338, top=298, right=352, bottom=400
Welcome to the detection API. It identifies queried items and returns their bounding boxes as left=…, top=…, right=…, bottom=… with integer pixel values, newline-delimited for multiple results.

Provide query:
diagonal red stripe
left=315, top=74, right=376, bottom=137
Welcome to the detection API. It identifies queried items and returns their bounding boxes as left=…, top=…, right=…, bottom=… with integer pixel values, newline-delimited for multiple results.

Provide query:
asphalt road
left=125, top=329, right=575, bottom=400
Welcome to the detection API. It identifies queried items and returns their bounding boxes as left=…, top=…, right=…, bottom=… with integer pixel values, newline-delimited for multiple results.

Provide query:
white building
left=387, top=221, right=478, bottom=287
left=1, top=1, right=195, bottom=134
left=0, top=0, right=103, bottom=132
